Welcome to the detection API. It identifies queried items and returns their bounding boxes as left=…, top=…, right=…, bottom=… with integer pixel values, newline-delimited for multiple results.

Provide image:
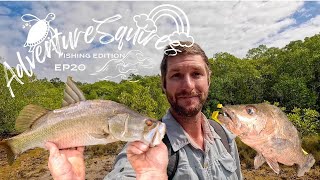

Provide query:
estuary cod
left=0, top=77, right=166, bottom=165
left=217, top=103, right=315, bottom=177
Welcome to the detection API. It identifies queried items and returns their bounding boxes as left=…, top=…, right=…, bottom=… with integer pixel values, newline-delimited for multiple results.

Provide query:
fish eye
left=145, top=119, right=154, bottom=126
left=245, top=106, right=256, bottom=115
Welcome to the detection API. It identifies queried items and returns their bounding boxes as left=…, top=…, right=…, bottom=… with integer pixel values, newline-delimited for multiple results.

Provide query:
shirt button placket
left=203, top=161, right=208, bottom=168
left=203, top=154, right=209, bottom=168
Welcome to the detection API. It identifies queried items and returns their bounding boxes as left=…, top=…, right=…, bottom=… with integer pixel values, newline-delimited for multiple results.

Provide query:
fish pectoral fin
left=89, top=133, right=119, bottom=144
left=15, top=104, right=50, bottom=132
left=254, top=153, right=266, bottom=169
left=62, top=77, right=86, bottom=107
left=89, top=133, right=109, bottom=139
left=265, top=158, right=280, bottom=174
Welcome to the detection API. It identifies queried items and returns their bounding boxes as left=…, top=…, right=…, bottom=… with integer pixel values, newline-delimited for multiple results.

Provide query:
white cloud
left=181, top=1, right=304, bottom=57
left=1, top=1, right=319, bottom=85
left=265, top=15, right=320, bottom=48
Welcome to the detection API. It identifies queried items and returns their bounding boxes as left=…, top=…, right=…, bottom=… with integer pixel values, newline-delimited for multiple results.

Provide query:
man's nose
left=181, top=75, right=195, bottom=89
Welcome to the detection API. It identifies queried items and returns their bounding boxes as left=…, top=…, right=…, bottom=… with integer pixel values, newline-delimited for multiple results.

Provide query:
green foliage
left=287, top=108, right=320, bottom=136
left=0, top=63, right=63, bottom=134
left=271, top=76, right=317, bottom=110
left=245, top=44, right=268, bottom=60
left=117, top=82, right=158, bottom=118
left=116, top=76, right=169, bottom=119
left=81, top=80, right=118, bottom=101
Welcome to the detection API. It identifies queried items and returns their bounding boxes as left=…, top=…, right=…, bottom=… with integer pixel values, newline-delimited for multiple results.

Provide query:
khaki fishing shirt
left=105, top=111, right=243, bottom=180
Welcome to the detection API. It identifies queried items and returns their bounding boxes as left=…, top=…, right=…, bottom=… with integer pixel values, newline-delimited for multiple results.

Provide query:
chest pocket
left=217, top=152, right=237, bottom=173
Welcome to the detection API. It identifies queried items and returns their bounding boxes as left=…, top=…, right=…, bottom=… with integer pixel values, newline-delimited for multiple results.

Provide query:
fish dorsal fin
left=15, top=104, right=49, bottom=133
left=62, top=76, right=86, bottom=107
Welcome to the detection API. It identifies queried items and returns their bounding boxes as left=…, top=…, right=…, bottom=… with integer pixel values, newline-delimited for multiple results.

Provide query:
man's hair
left=160, top=41, right=211, bottom=88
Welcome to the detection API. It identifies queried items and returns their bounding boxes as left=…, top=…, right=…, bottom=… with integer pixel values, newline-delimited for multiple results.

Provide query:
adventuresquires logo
left=2, top=4, right=194, bottom=98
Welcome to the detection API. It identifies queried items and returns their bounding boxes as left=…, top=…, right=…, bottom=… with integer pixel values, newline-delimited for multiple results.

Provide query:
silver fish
left=0, top=77, right=166, bottom=165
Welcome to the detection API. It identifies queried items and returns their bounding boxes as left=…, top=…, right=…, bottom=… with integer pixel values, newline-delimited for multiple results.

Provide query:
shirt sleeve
left=104, top=144, right=136, bottom=180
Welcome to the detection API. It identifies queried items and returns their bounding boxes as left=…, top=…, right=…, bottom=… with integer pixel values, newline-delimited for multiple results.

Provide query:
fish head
left=218, top=103, right=278, bottom=137
left=108, top=113, right=166, bottom=147
left=142, top=119, right=166, bottom=147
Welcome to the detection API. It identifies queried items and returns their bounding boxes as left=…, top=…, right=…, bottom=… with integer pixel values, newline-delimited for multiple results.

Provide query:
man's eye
left=171, top=74, right=180, bottom=78
left=192, top=72, right=202, bottom=78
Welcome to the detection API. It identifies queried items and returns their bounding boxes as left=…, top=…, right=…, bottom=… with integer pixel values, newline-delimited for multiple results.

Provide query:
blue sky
left=0, top=1, right=319, bottom=84
left=275, top=1, right=319, bottom=33
left=292, top=1, right=319, bottom=26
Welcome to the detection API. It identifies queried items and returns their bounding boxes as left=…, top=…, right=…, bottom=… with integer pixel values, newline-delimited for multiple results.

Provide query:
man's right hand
left=45, top=142, right=85, bottom=180
left=127, top=141, right=168, bottom=180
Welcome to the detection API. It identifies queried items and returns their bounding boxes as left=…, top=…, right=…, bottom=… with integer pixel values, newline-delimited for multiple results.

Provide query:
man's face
left=163, top=54, right=210, bottom=117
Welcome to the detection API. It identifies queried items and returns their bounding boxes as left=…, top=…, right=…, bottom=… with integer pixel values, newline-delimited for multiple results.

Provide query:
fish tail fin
left=297, top=154, right=315, bottom=177
left=0, top=140, right=16, bottom=165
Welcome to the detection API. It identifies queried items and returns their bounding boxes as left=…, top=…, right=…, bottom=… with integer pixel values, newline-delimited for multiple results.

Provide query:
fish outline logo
left=90, top=50, right=153, bottom=81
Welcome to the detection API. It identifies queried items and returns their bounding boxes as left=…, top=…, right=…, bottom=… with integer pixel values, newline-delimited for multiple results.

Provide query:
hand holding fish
left=46, top=142, right=85, bottom=180
left=127, top=141, right=168, bottom=180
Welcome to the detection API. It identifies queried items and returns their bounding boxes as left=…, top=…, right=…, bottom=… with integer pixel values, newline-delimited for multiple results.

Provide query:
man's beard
left=166, top=90, right=208, bottom=117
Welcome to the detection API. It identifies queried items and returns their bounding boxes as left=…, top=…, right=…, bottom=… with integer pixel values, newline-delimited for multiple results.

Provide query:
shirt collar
left=162, top=110, right=223, bottom=152
left=162, top=111, right=189, bottom=152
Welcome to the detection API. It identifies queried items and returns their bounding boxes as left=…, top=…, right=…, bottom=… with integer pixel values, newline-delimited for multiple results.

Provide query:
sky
left=0, top=1, right=319, bottom=86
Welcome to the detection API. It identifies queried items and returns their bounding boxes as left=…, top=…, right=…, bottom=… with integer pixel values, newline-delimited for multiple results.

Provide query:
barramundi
left=217, top=103, right=315, bottom=177
left=0, top=77, right=166, bottom=165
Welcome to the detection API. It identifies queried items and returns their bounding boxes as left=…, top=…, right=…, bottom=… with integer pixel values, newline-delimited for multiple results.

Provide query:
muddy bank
left=0, top=147, right=319, bottom=180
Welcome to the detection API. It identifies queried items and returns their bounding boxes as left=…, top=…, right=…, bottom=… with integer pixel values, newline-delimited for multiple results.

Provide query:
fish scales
left=7, top=101, right=114, bottom=154
left=34, top=100, right=115, bottom=129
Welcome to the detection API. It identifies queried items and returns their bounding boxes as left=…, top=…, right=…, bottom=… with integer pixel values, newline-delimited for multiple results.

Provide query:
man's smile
left=177, top=96, right=200, bottom=104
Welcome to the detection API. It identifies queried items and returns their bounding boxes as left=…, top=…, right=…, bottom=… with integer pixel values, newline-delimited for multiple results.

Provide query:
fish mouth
left=143, top=121, right=166, bottom=147
left=218, top=108, right=233, bottom=122
left=218, top=108, right=246, bottom=136
left=222, top=110, right=232, bottom=119
left=218, top=107, right=240, bottom=128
